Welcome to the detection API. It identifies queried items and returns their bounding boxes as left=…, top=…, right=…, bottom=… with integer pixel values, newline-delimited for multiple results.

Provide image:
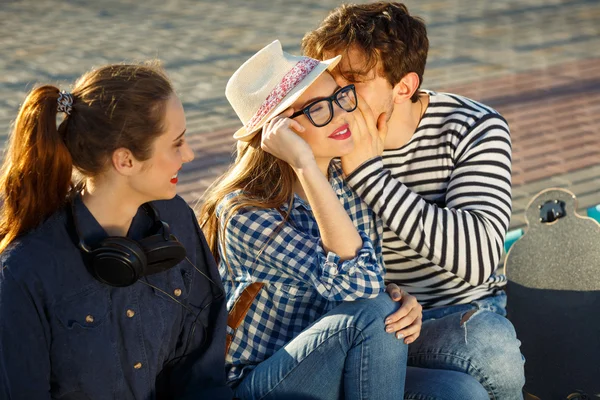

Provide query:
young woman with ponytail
left=0, top=63, right=232, bottom=399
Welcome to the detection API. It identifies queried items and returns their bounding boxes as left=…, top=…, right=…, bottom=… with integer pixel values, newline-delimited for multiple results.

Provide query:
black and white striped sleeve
left=346, top=114, right=512, bottom=286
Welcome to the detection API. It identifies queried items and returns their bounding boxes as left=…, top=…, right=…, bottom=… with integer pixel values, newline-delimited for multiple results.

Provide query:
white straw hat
left=226, top=40, right=341, bottom=142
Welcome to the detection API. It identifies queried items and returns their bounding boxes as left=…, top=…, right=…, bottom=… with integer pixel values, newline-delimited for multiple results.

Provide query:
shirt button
left=85, top=315, right=94, bottom=323
left=126, top=309, right=135, bottom=318
left=134, top=362, right=142, bottom=369
left=173, top=288, right=182, bottom=297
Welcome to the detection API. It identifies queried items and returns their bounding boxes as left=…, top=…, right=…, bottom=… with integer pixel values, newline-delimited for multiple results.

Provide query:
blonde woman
left=200, top=41, right=485, bottom=400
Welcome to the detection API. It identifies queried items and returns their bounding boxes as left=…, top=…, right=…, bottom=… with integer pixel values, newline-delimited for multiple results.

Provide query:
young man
left=302, top=2, right=525, bottom=399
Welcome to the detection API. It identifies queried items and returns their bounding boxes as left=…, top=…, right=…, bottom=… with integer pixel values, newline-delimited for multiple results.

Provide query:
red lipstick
left=170, top=167, right=182, bottom=184
left=328, top=124, right=351, bottom=140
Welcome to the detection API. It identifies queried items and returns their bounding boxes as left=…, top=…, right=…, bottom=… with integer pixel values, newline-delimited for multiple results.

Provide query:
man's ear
left=111, top=148, right=138, bottom=176
left=392, top=72, right=420, bottom=104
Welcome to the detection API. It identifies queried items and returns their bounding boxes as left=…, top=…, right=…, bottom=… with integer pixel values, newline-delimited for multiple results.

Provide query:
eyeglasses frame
left=289, top=84, right=357, bottom=127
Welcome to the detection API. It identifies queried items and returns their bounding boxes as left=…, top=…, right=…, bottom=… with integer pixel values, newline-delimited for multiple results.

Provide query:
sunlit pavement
left=1, top=0, right=599, bottom=230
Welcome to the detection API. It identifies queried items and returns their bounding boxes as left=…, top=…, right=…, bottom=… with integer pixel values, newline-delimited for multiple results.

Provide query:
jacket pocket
left=50, top=287, right=118, bottom=397
left=56, top=287, right=110, bottom=329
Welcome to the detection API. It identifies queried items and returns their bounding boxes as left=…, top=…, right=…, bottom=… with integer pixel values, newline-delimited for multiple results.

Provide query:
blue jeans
left=408, top=291, right=526, bottom=400
left=233, top=294, right=407, bottom=399
left=233, top=294, right=490, bottom=400
left=405, top=367, right=489, bottom=400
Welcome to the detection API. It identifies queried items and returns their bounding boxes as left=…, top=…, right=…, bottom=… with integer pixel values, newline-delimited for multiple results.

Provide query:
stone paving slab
left=443, top=57, right=600, bottom=229
left=0, top=0, right=599, bottom=233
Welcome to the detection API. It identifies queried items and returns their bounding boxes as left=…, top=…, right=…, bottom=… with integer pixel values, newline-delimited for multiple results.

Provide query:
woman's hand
left=385, top=283, right=423, bottom=344
left=261, top=109, right=315, bottom=170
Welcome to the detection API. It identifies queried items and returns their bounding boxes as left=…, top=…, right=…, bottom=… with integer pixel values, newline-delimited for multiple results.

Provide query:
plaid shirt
left=217, top=160, right=385, bottom=385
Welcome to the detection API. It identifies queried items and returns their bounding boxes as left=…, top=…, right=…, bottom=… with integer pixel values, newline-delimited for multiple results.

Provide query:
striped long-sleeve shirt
left=346, top=91, right=511, bottom=309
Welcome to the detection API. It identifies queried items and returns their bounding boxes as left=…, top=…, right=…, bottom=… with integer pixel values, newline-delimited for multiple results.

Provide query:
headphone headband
left=70, top=198, right=186, bottom=287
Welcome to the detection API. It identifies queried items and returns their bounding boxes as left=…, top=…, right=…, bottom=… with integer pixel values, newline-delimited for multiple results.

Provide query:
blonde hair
left=198, top=133, right=296, bottom=268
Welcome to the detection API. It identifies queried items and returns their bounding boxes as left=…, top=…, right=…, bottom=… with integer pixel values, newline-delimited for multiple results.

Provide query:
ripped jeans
left=407, top=291, right=526, bottom=400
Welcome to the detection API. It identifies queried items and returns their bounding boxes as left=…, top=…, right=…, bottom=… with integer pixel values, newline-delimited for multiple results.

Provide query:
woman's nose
left=182, top=141, right=195, bottom=163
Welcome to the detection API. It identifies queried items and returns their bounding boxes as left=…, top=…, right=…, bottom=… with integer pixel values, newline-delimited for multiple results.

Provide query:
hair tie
left=57, top=91, right=73, bottom=115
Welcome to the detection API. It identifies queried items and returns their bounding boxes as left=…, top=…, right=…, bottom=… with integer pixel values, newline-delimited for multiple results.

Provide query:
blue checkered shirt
left=216, top=160, right=385, bottom=385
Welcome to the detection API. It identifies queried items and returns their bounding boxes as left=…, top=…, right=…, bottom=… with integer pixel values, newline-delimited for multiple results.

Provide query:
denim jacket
left=0, top=195, right=232, bottom=400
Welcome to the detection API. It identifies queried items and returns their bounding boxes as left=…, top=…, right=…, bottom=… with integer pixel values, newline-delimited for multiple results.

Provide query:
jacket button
left=173, top=288, right=182, bottom=297
left=134, top=362, right=142, bottom=369
left=85, top=315, right=94, bottom=323
left=126, top=309, right=135, bottom=318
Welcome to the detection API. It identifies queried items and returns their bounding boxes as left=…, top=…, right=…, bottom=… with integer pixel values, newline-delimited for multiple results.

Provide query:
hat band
left=245, top=57, right=320, bottom=133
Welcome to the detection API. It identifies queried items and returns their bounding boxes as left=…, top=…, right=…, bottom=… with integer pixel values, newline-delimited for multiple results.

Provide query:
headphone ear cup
left=89, top=237, right=147, bottom=287
left=139, top=234, right=187, bottom=275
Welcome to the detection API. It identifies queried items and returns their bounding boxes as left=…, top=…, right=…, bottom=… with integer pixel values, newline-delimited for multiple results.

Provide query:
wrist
left=345, top=156, right=384, bottom=187
left=291, top=157, right=320, bottom=175
left=341, top=154, right=369, bottom=175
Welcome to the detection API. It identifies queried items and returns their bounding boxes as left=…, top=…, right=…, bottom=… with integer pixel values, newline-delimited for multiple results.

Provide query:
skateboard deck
left=505, top=188, right=600, bottom=399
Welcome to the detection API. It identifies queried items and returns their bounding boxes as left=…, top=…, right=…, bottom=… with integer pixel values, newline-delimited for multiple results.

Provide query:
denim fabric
left=408, top=291, right=526, bottom=400
left=0, top=196, right=232, bottom=400
left=233, top=294, right=408, bottom=400
left=405, top=367, right=489, bottom=400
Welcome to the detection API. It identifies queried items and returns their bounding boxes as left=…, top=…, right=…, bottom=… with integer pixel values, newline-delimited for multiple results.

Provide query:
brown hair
left=0, top=62, right=174, bottom=252
left=302, top=2, right=428, bottom=102
left=198, top=134, right=295, bottom=267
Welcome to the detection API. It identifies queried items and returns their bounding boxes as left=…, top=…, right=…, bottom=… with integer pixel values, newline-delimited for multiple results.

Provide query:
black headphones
left=71, top=199, right=187, bottom=287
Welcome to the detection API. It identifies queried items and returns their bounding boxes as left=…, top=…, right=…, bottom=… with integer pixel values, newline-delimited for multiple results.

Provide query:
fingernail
left=385, top=318, right=392, bottom=324
left=386, top=326, right=394, bottom=333
left=396, top=332, right=404, bottom=340
left=392, top=292, right=401, bottom=300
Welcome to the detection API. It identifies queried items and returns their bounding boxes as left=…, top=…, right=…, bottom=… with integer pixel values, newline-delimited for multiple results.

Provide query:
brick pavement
left=0, top=0, right=599, bottom=233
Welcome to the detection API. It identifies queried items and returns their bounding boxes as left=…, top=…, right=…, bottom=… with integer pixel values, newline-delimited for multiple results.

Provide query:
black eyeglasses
left=290, top=84, right=357, bottom=127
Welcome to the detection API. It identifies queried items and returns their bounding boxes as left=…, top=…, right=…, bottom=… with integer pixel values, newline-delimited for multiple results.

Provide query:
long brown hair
left=198, top=134, right=296, bottom=266
left=302, top=2, right=428, bottom=103
left=0, top=62, right=173, bottom=252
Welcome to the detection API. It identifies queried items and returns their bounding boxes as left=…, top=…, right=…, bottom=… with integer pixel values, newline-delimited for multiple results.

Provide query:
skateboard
left=505, top=188, right=600, bottom=399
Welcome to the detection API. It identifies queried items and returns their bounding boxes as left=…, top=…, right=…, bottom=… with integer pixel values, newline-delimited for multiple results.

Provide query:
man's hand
left=385, top=283, right=423, bottom=344
left=340, top=92, right=388, bottom=175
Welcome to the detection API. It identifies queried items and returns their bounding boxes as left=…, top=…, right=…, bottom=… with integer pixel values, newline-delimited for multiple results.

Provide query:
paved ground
left=1, top=0, right=599, bottom=233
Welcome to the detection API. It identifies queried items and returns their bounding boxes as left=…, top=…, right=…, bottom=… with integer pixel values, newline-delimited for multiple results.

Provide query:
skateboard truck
left=566, top=390, right=591, bottom=400
left=538, top=199, right=566, bottom=223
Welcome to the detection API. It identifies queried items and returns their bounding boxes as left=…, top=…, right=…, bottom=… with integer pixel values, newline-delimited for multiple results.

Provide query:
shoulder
left=215, top=190, right=290, bottom=237
left=1, top=239, right=52, bottom=286
left=215, top=190, right=243, bottom=219
left=216, top=190, right=283, bottom=220
left=152, top=195, right=192, bottom=218
left=0, top=209, right=69, bottom=283
left=150, top=195, right=202, bottom=232
left=425, top=90, right=508, bottom=131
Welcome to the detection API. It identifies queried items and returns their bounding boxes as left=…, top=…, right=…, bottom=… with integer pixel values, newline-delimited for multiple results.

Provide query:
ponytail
left=0, top=63, right=175, bottom=253
left=0, top=85, right=73, bottom=252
